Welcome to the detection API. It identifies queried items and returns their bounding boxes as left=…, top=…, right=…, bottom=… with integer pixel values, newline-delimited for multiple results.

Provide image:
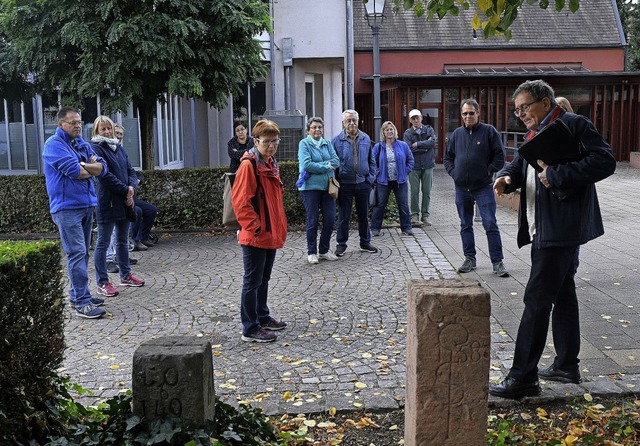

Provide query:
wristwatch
left=80, top=161, right=87, bottom=167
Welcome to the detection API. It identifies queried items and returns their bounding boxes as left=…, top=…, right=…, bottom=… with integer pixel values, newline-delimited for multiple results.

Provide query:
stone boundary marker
left=405, top=279, right=491, bottom=446
left=132, top=336, right=215, bottom=425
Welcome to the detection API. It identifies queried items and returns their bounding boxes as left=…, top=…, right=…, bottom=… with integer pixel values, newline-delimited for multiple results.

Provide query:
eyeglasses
left=62, top=120, right=84, bottom=126
left=343, top=119, right=358, bottom=124
left=256, top=138, right=280, bottom=147
left=461, top=111, right=476, bottom=117
left=513, top=99, right=542, bottom=117
left=309, top=126, right=323, bottom=130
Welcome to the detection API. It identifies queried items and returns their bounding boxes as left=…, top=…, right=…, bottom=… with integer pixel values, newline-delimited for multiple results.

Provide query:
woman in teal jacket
left=297, top=117, right=340, bottom=264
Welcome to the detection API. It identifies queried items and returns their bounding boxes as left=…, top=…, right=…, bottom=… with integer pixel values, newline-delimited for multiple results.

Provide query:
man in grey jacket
left=403, top=109, right=436, bottom=226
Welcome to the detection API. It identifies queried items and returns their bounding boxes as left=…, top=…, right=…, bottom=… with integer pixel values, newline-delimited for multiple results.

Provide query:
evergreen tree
left=627, top=2, right=640, bottom=71
left=0, top=0, right=270, bottom=169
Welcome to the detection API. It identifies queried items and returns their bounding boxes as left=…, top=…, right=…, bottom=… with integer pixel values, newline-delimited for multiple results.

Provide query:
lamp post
left=364, top=0, right=385, bottom=141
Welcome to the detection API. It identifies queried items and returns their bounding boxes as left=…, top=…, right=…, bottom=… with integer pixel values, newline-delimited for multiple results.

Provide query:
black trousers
left=508, top=243, right=580, bottom=382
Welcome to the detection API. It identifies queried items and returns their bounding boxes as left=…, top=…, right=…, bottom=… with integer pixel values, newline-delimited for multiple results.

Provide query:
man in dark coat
left=490, top=79, right=616, bottom=398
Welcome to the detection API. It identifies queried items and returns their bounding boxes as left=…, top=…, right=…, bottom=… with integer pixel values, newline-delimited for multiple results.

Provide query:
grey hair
left=513, top=79, right=555, bottom=103
left=460, top=99, right=479, bottom=111
left=306, top=117, right=324, bottom=131
left=342, top=109, right=359, bottom=121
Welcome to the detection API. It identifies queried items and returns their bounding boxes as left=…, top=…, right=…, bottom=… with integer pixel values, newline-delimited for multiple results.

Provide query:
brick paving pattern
left=61, top=163, right=640, bottom=413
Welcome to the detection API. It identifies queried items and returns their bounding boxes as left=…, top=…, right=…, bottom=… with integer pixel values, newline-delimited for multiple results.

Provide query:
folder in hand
left=517, top=119, right=582, bottom=172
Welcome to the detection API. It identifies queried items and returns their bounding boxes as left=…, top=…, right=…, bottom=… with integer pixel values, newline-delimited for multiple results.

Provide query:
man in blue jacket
left=490, top=80, right=615, bottom=398
left=331, top=109, right=377, bottom=256
left=43, top=107, right=108, bottom=319
left=444, top=99, right=509, bottom=277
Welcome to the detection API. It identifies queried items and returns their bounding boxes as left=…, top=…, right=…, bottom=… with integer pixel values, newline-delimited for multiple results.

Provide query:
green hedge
left=0, top=174, right=55, bottom=233
left=0, top=162, right=307, bottom=234
left=0, top=240, right=65, bottom=443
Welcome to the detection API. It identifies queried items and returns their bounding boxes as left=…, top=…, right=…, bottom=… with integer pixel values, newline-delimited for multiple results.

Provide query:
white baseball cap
left=409, top=109, right=421, bottom=119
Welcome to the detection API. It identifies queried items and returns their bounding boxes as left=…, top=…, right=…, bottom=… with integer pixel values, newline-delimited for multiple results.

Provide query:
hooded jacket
left=232, top=149, right=287, bottom=250
left=43, top=127, right=108, bottom=214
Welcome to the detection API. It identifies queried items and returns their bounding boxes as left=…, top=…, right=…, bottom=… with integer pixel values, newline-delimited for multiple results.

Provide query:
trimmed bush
left=0, top=162, right=307, bottom=234
left=0, top=240, right=65, bottom=443
left=0, top=174, right=55, bottom=233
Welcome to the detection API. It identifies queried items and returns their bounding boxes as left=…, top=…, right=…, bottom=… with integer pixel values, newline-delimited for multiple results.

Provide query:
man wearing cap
left=403, top=109, right=436, bottom=226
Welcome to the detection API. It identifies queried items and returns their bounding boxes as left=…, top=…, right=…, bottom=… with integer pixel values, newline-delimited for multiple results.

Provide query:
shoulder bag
left=328, top=176, right=340, bottom=199
left=222, top=158, right=259, bottom=229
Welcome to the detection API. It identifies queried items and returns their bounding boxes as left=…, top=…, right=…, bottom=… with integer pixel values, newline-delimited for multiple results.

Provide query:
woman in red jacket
left=232, top=119, right=288, bottom=342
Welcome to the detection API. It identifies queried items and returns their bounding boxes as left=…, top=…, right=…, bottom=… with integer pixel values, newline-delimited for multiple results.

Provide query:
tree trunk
left=139, top=99, right=156, bottom=170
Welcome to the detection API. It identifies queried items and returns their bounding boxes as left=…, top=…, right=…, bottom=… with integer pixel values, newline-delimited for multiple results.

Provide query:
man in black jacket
left=490, top=79, right=616, bottom=399
left=444, top=99, right=509, bottom=277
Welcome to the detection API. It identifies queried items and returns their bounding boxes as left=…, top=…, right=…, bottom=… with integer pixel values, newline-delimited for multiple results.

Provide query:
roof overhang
left=443, top=64, right=591, bottom=75
left=360, top=70, right=640, bottom=81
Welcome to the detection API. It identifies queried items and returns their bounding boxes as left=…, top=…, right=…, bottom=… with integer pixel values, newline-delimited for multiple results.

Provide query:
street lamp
left=364, top=0, right=385, bottom=141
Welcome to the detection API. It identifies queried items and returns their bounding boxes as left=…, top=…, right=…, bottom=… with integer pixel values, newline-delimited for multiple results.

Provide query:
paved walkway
left=62, top=163, right=640, bottom=413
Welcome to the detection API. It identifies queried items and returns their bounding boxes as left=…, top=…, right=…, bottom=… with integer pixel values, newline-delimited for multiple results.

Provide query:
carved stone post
left=405, top=279, right=491, bottom=446
left=132, top=336, right=215, bottom=425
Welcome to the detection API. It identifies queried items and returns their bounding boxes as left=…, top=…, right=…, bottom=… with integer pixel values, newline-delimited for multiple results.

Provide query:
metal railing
left=500, top=131, right=526, bottom=159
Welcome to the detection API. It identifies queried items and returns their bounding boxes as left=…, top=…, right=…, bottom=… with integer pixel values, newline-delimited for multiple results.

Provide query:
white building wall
left=270, top=0, right=347, bottom=136
left=204, top=0, right=348, bottom=168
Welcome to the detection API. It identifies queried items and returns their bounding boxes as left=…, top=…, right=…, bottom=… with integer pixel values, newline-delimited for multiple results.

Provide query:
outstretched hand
left=493, top=176, right=511, bottom=197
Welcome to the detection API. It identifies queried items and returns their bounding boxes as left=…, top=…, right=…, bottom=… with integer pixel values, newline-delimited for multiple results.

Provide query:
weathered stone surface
left=132, top=336, right=215, bottom=425
left=405, top=279, right=491, bottom=446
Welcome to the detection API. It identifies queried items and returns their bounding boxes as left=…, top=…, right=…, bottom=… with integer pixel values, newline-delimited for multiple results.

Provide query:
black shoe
left=141, top=239, right=155, bottom=247
left=401, top=229, right=414, bottom=236
left=360, top=243, right=378, bottom=253
left=489, top=377, right=541, bottom=399
left=129, top=257, right=138, bottom=265
left=335, top=245, right=346, bottom=257
left=538, top=364, right=581, bottom=384
left=106, top=261, right=119, bottom=274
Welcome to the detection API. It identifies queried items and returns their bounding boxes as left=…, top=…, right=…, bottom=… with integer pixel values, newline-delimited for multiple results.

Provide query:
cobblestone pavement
left=62, top=163, right=640, bottom=414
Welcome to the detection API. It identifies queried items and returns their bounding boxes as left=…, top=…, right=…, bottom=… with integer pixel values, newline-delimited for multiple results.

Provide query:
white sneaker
left=308, top=254, right=319, bottom=264
left=318, top=251, right=339, bottom=261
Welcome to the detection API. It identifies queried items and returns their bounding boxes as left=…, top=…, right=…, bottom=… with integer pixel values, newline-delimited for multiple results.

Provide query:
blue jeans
left=106, top=230, right=117, bottom=262
left=130, top=198, right=157, bottom=243
left=241, top=245, right=276, bottom=336
left=454, top=184, right=504, bottom=264
left=95, top=220, right=131, bottom=285
left=336, top=182, right=371, bottom=248
left=409, top=168, right=433, bottom=218
left=371, top=181, right=412, bottom=232
left=300, top=190, right=336, bottom=255
left=51, top=207, right=94, bottom=307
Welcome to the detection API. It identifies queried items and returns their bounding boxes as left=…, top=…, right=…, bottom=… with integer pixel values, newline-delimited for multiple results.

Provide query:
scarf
left=306, top=134, right=326, bottom=149
left=91, top=135, right=119, bottom=151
